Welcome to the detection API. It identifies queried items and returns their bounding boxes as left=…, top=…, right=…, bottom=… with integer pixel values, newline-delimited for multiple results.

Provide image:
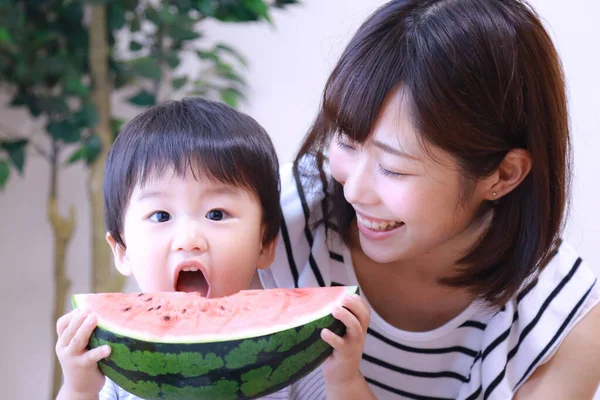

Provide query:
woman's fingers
left=343, top=295, right=370, bottom=331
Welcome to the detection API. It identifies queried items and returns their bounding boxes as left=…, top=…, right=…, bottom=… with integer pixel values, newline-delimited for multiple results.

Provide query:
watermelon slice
left=73, top=286, right=357, bottom=400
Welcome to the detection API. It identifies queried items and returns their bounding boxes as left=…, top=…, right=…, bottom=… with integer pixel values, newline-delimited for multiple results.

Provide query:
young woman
left=259, top=0, right=600, bottom=399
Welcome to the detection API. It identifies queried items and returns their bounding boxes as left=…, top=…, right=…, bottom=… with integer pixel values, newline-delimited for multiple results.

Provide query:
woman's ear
left=486, top=148, right=533, bottom=200
left=256, top=235, right=278, bottom=270
left=106, top=232, right=133, bottom=276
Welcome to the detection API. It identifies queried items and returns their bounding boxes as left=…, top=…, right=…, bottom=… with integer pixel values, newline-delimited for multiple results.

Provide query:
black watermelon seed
left=146, top=297, right=153, bottom=302
left=123, top=307, right=131, bottom=312
left=163, top=316, right=171, bottom=321
left=137, top=293, right=144, bottom=297
left=156, top=305, right=161, bottom=310
left=182, top=309, right=187, bottom=313
left=148, top=307, right=154, bottom=311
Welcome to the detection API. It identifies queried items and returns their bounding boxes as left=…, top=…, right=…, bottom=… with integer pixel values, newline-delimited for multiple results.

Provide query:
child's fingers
left=85, top=344, right=111, bottom=364
left=321, top=328, right=345, bottom=350
left=67, top=313, right=98, bottom=353
left=343, top=295, right=370, bottom=331
left=56, top=311, right=74, bottom=337
left=57, top=310, right=89, bottom=349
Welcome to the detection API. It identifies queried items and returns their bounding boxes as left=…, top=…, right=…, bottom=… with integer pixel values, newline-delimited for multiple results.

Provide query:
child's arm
left=55, top=309, right=112, bottom=400
left=320, top=294, right=376, bottom=400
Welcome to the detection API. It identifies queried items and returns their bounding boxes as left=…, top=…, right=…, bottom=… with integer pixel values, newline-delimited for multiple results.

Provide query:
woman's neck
left=348, top=214, right=490, bottom=332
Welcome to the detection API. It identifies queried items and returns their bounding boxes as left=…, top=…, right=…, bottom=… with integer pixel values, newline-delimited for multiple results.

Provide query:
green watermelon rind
left=72, top=285, right=357, bottom=343
left=77, top=286, right=357, bottom=400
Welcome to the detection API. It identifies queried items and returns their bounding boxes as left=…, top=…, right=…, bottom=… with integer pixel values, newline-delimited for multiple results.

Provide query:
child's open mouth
left=175, top=266, right=209, bottom=297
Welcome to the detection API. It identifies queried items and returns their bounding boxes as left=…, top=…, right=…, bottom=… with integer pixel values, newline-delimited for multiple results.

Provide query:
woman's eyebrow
left=372, top=139, right=420, bottom=161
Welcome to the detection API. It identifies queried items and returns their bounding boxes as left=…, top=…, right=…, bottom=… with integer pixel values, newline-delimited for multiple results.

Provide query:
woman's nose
left=342, top=158, right=378, bottom=206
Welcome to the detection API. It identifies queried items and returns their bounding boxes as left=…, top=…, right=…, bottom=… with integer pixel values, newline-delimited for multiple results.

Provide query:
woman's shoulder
left=259, top=161, right=344, bottom=290
left=279, top=159, right=327, bottom=222
left=477, top=240, right=599, bottom=395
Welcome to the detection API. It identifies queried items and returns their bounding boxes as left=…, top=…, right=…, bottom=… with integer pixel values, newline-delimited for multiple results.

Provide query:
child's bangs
left=129, top=131, right=255, bottom=193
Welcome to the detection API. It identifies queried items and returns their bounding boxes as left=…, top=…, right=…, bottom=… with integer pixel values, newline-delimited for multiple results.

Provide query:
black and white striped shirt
left=259, top=162, right=600, bottom=400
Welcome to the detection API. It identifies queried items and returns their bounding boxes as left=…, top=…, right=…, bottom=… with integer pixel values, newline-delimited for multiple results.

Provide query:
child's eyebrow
left=203, top=185, right=243, bottom=197
left=135, top=190, right=165, bottom=201
left=135, top=185, right=243, bottom=202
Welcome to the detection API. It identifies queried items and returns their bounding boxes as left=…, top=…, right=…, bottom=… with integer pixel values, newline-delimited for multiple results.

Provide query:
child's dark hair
left=296, top=0, right=570, bottom=307
left=104, top=97, right=281, bottom=248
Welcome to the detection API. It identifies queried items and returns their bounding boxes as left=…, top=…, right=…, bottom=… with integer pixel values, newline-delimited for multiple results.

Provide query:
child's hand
left=320, top=293, right=370, bottom=387
left=55, top=309, right=111, bottom=397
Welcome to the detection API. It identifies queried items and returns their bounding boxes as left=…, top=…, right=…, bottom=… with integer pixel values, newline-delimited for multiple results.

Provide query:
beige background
left=1, top=0, right=598, bottom=398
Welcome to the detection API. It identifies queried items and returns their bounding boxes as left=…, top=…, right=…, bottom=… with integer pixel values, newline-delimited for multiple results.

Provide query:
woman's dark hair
left=104, top=97, right=281, bottom=248
left=295, top=0, right=570, bottom=307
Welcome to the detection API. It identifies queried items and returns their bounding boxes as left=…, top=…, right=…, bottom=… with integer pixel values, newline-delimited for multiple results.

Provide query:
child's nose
left=172, top=219, right=208, bottom=252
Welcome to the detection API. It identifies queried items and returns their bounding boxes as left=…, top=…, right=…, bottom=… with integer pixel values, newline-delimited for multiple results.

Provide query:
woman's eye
left=378, top=165, right=405, bottom=178
left=150, top=211, right=171, bottom=223
left=206, top=209, right=228, bottom=221
left=337, top=140, right=356, bottom=151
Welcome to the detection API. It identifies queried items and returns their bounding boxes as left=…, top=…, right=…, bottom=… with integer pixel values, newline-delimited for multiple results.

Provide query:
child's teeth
left=183, top=267, right=199, bottom=272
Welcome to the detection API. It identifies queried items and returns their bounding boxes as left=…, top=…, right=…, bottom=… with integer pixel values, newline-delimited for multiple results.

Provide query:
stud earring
left=492, top=192, right=497, bottom=196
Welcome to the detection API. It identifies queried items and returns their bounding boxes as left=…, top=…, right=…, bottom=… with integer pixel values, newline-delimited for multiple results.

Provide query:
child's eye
left=206, top=209, right=229, bottom=221
left=150, top=211, right=171, bottom=223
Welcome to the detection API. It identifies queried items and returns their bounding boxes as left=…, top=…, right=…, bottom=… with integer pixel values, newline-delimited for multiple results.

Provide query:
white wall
left=0, top=1, right=598, bottom=398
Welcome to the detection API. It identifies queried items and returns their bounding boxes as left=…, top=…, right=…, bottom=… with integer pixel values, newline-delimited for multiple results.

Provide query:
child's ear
left=106, top=232, right=133, bottom=276
left=256, top=235, right=278, bottom=270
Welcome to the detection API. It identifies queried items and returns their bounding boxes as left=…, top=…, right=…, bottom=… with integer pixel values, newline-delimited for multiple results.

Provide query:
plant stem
left=49, top=140, right=75, bottom=400
left=88, top=3, right=125, bottom=294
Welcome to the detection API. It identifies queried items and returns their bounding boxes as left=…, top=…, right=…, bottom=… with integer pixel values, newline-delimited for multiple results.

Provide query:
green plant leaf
left=130, top=16, right=141, bottom=32
left=196, top=50, right=219, bottom=63
left=242, top=0, right=270, bottom=20
left=221, top=71, right=246, bottom=86
left=215, top=43, right=248, bottom=67
left=0, top=159, right=9, bottom=189
left=129, top=40, right=143, bottom=51
left=63, top=70, right=89, bottom=96
left=129, top=57, right=162, bottom=80
left=108, top=2, right=127, bottom=30
left=145, top=7, right=161, bottom=25
left=0, top=139, right=27, bottom=174
left=67, top=146, right=85, bottom=164
left=169, top=25, right=200, bottom=42
left=171, top=77, right=187, bottom=90
left=72, top=102, right=99, bottom=129
left=274, top=0, right=300, bottom=7
left=111, top=118, right=124, bottom=139
left=68, top=134, right=104, bottom=166
left=166, top=53, right=180, bottom=69
left=128, top=90, right=156, bottom=107
left=83, top=134, right=102, bottom=164
left=0, top=27, right=13, bottom=45
left=38, top=96, right=70, bottom=115
left=158, top=4, right=176, bottom=24
left=61, top=2, right=84, bottom=23
left=195, top=0, right=217, bottom=17
left=220, top=87, right=243, bottom=108
left=47, top=119, right=80, bottom=143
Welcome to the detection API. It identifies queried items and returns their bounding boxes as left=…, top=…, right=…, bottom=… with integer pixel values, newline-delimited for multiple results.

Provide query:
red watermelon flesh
left=74, top=286, right=353, bottom=343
